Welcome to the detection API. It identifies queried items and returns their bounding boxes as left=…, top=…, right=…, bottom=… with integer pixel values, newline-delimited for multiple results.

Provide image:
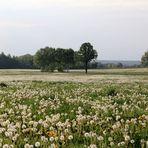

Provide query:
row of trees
left=0, top=53, right=34, bottom=69
left=0, top=43, right=98, bottom=73
left=0, top=44, right=148, bottom=72
left=34, top=43, right=97, bottom=73
left=34, top=47, right=75, bottom=72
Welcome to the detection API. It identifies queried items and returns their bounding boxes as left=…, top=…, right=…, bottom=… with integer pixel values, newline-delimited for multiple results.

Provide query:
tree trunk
left=85, top=61, right=88, bottom=74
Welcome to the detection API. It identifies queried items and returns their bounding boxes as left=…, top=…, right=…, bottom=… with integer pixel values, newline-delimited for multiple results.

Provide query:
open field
left=0, top=68, right=148, bottom=83
left=0, top=68, right=148, bottom=148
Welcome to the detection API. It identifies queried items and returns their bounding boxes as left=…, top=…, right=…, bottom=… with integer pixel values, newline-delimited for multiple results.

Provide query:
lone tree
left=141, top=51, right=148, bottom=67
left=79, top=42, right=98, bottom=73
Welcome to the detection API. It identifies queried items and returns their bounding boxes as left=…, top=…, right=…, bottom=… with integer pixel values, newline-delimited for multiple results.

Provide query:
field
left=0, top=68, right=148, bottom=148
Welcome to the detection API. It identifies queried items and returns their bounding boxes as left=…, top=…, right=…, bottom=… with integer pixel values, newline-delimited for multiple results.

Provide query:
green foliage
left=64, top=48, right=75, bottom=70
left=55, top=48, right=65, bottom=64
left=141, top=51, right=148, bottom=67
left=41, top=64, right=55, bottom=72
left=17, top=54, right=34, bottom=68
left=34, top=47, right=56, bottom=71
left=0, top=52, right=35, bottom=69
left=55, top=48, right=74, bottom=72
left=0, top=43, right=98, bottom=70
left=57, top=65, right=64, bottom=72
left=0, top=82, right=7, bottom=87
left=79, top=42, right=98, bottom=73
left=105, top=86, right=117, bottom=96
left=34, top=47, right=75, bottom=72
left=100, top=85, right=118, bottom=96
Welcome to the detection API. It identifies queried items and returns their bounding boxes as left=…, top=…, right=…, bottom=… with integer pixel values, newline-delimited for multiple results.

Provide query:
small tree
left=141, top=51, right=148, bottom=67
left=79, top=42, right=98, bottom=73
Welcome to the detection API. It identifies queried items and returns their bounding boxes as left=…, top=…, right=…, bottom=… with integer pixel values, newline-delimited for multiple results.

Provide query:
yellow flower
left=49, top=143, right=59, bottom=148
left=47, top=130, right=57, bottom=137
left=138, top=116, right=145, bottom=121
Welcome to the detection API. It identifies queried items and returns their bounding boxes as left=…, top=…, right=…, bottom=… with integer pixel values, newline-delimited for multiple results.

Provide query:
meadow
left=0, top=68, right=147, bottom=148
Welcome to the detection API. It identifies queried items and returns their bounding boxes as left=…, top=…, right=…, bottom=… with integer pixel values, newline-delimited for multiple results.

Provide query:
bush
left=57, top=65, right=64, bottom=72
left=41, top=64, right=55, bottom=72
left=104, top=86, right=117, bottom=96
left=101, top=86, right=117, bottom=96
left=0, top=82, right=7, bottom=87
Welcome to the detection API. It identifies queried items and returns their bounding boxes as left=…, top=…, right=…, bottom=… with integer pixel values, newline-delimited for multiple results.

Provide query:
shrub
left=57, top=65, right=64, bottom=72
left=104, top=86, right=117, bottom=96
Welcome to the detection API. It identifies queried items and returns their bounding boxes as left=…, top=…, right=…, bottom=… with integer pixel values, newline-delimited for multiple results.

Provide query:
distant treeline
left=1, top=43, right=97, bottom=72
left=0, top=52, right=34, bottom=69
left=0, top=52, right=141, bottom=69
left=0, top=46, right=147, bottom=71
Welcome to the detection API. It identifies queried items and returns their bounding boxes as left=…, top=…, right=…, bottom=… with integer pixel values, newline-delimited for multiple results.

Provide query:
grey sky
left=0, top=0, right=148, bottom=60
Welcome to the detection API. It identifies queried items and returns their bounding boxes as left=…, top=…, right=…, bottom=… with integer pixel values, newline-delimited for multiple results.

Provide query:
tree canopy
left=34, top=47, right=75, bottom=72
left=34, top=47, right=56, bottom=71
left=0, top=52, right=34, bottom=69
left=141, top=51, right=148, bottom=67
left=2, top=45, right=144, bottom=71
left=79, top=42, right=98, bottom=73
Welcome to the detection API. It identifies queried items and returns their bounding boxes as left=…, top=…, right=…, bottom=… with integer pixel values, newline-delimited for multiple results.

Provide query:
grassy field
left=0, top=68, right=147, bottom=148
left=0, top=68, right=148, bottom=83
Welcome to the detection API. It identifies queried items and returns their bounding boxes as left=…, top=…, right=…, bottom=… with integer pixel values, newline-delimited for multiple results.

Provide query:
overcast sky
left=0, top=0, right=148, bottom=60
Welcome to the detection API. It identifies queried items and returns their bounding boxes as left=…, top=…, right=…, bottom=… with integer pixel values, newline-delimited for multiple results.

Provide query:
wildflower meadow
left=0, top=70, right=148, bottom=148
